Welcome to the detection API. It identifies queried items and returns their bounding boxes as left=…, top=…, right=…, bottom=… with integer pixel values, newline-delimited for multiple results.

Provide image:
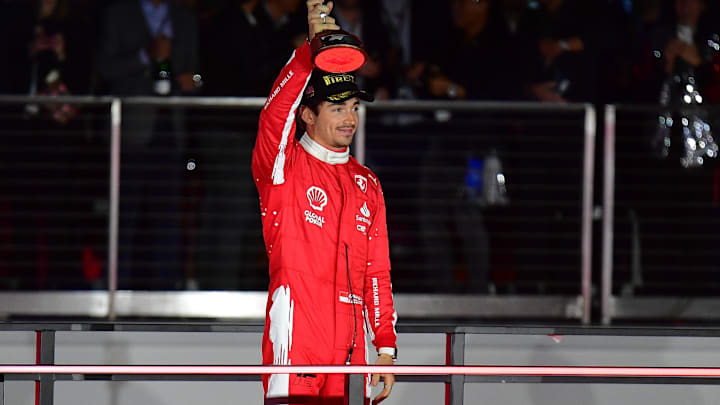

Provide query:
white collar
left=299, top=133, right=349, bottom=165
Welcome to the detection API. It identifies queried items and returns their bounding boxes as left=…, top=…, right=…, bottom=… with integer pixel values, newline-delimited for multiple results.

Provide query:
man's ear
left=300, top=105, right=316, bottom=126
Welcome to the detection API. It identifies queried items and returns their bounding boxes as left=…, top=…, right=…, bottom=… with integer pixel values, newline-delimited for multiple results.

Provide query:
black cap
left=302, top=71, right=374, bottom=105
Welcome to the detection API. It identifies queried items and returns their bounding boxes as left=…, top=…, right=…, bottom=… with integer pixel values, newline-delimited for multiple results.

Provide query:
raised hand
left=307, top=0, right=339, bottom=39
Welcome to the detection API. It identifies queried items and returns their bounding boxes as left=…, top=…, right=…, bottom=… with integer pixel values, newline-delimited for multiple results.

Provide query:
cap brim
left=325, top=89, right=374, bottom=103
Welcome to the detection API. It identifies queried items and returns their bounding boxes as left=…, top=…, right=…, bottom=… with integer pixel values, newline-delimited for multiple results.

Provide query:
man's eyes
left=331, top=106, right=359, bottom=112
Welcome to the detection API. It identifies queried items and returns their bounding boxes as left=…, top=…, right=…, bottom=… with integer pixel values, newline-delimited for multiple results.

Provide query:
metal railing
left=14, top=97, right=720, bottom=323
left=4, top=322, right=720, bottom=405
left=601, top=104, right=720, bottom=323
left=0, top=96, right=595, bottom=322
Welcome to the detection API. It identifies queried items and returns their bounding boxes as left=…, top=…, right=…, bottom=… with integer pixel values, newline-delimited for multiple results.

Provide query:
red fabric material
left=253, top=43, right=396, bottom=401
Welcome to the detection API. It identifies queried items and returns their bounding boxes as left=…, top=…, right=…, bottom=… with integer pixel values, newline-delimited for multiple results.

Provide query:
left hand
left=371, top=354, right=395, bottom=404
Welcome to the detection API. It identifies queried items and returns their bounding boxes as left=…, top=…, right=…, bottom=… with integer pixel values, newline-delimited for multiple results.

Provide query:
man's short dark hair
left=296, top=98, right=323, bottom=134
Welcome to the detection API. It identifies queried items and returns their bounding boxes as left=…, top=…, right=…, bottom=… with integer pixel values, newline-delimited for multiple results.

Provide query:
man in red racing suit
left=252, top=2, right=397, bottom=404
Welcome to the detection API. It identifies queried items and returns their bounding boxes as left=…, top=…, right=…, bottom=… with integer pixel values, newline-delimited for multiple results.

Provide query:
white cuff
left=378, top=347, right=397, bottom=360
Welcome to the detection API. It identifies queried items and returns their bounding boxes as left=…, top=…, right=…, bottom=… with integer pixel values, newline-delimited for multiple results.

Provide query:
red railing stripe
left=4, top=365, right=720, bottom=377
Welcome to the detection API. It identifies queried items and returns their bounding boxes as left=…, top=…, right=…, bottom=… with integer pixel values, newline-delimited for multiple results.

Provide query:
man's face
left=304, top=98, right=360, bottom=150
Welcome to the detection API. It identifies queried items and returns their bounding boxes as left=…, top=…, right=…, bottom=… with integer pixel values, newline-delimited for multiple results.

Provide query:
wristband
left=378, top=347, right=397, bottom=360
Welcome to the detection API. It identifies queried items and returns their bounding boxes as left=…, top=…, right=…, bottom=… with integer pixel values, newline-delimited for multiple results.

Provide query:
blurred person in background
left=378, top=1, right=451, bottom=101
left=406, top=0, right=529, bottom=101
left=199, top=0, right=306, bottom=96
left=97, top=0, right=199, bottom=97
left=523, top=0, right=601, bottom=102
left=96, top=0, right=199, bottom=289
left=415, top=0, right=523, bottom=294
left=603, top=0, right=667, bottom=103
left=642, top=0, right=718, bottom=163
left=650, top=0, right=718, bottom=101
left=28, top=0, right=94, bottom=97
left=602, top=0, right=720, bottom=295
left=659, top=0, right=713, bottom=73
left=332, top=0, right=394, bottom=99
left=197, top=0, right=261, bottom=96
left=0, top=0, right=97, bottom=288
left=612, top=0, right=718, bottom=103
left=379, top=0, right=410, bottom=94
left=0, top=0, right=98, bottom=94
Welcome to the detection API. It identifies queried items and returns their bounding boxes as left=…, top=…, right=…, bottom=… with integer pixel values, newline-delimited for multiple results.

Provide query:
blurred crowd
left=1, top=0, right=720, bottom=293
left=0, top=0, right=718, bottom=104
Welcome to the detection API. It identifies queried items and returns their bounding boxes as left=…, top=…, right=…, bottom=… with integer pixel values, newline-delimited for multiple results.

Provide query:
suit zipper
left=345, top=243, right=357, bottom=365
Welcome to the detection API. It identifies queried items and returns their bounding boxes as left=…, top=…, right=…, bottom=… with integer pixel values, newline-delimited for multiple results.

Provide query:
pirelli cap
left=302, top=71, right=374, bottom=104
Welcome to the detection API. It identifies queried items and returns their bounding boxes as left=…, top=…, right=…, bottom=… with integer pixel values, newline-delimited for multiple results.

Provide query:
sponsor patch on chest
left=304, top=210, right=325, bottom=228
left=304, top=185, right=328, bottom=229
left=306, top=186, right=327, bottom=211
left=339, top=291, right=364, bottom=305
left=355, top=202, right=372, bottom=234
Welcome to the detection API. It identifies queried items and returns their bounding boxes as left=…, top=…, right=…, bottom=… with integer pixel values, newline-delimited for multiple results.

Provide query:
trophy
left=310, top=11, right=367, bottom=73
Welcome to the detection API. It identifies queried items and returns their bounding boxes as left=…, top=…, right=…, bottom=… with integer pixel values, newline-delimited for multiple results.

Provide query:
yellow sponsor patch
left=322, top=74, right=355, bottom=86
left=326, top=90, right=356, bottom=101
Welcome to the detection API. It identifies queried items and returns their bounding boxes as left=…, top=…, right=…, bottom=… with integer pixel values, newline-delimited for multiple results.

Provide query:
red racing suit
left=252, top=42, right=397, bottom=403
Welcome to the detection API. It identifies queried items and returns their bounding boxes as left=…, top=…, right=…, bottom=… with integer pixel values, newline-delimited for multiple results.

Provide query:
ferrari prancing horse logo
left=355, top=175, right=367, bottom=194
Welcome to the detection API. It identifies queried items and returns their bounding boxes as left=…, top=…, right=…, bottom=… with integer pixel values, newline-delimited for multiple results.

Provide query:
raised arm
left=252, top=0, right=339, bottom=185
